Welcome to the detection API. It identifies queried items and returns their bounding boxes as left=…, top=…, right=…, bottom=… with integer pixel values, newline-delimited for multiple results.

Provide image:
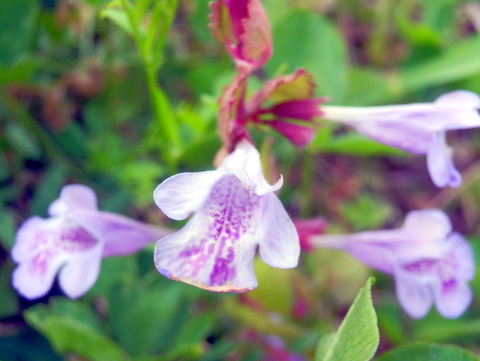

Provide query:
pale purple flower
left=12, top=184, right=169, bottom=300
left=309, top=209, right=475, bottom=319
left=321, top=91, right=480, bottom=187
left=153, top=139, right=300, bottom=292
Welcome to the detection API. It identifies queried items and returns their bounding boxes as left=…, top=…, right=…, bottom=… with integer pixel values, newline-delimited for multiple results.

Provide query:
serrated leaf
left=316, top=277, right=379, bottom=361
left=375, top=342, right=479, bottom=361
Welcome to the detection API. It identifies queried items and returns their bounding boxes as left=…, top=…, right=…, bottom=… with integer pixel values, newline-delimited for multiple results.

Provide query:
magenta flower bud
left=210, top=0, right=272, bottom=72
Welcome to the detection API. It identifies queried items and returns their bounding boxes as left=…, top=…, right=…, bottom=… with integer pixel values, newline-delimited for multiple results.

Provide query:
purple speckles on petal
left=205, top=176, right=261, bottom=286
left=402, top=258, right=438, bottom=274
left=60, top=226, right=98, bottom=252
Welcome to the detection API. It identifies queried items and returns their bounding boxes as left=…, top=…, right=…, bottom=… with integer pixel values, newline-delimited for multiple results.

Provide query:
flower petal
left=426, top=131, right=462, bottom=188
left=394, top=269, right=433, bottom=319
left=257, top=193, right=299, bottom=268
left=447, top=233, right=475, bottom=281
left=58, top=242, right=103, bottom=299
left=434, top=279, right=473, bottom=319
left=154, top=175, right=263, bottom=292
left=402, top=209, right=451, bottom=241
left=11, top=218, right=70, bottom=299
left=154, top=170, right=225, bottom=221
left=49, top=184, right=98, bottom=216
left=12, top=253, right=69, bottom=300
left=221, top=139, right=283, bottom=195
left=76, top=211, right=172, bottom=257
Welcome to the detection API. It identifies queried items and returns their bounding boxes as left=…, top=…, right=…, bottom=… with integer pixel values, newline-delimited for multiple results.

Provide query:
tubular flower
left=310, top=209, right=475, bottom=319
left=12, top=185, right=170, bottom=300
left=153, top=139, right=300, bottom=292
left=321, top=91, right=480, bottom=187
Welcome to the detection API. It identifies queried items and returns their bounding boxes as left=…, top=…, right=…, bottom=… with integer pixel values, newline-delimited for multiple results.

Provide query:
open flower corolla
left=12, top=184, right=168, bottom=300
left=153, top=139, right=300, bottom=292
left=310, top=209, right=475, bottom=319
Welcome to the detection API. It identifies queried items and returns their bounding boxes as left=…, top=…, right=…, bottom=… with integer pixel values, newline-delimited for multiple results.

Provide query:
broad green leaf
left=315, top=277, right=379, bottom=361
left=0, top=0, right=39, bottom=65
left=24, top=305, right=127, bottom=361
left=399, top=35, right=480, bottom=92
left=375, top=342, right=479, bottom=361
left=268, top=10, right=348, bottom=103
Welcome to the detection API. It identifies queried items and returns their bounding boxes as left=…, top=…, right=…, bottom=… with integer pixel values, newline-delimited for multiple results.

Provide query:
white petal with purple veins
left=155, top=175, right=261, bottom=292
left=154, top=171, right=225, bottom=221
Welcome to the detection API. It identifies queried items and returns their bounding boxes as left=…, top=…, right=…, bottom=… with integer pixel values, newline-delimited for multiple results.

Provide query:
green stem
left=121, top=0, right=180, bottom=170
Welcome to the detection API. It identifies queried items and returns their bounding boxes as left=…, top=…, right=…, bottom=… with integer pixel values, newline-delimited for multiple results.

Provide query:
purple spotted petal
left=154, top=175, right=261, bottom=292
left=426, top=132, right=462, bottom=188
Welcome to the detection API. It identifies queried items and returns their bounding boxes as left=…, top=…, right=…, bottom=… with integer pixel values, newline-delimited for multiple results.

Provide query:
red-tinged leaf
left=247, top=69, right=318, bottom=113
left=218, top=72, right=249, bottom=150
left=240, top=0, right=272, bottom=69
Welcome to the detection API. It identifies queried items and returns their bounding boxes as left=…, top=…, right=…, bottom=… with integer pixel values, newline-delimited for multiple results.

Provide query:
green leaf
left=0, top=208, right=16, bottom=249
left=24, top=304, right=127, bottom=361
left=30, top=163, right=66, bottom=216
left=101, top=7, right=134, bottom=36
left=399, top=35, right=480, bottom=92
left=315, top=277, right=379, bottom=361
left=0, top=0, right=39, bottom=65
left=267, top=9, right=348, bottom=103
left=316, top=131, right=407, bottom=157
left=375, top=342, right=479, bottom=361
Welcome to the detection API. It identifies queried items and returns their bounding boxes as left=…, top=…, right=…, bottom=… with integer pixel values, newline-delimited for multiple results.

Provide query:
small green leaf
left=101, top=8, right=134, bottom=36
left=315, top=277, right=379, bottom=361
left=375, top=342, right=479, bottom=361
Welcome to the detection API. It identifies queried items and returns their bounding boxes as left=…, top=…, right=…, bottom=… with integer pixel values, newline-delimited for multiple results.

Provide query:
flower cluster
left=10, top=0, right=478, bottom=323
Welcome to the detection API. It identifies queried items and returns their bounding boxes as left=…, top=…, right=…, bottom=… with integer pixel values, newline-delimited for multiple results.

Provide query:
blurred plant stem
left=121, top=0, right=181, bottom=171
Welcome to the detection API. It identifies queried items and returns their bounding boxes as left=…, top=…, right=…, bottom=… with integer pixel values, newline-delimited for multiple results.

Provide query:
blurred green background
left=1, top=0, right=480, bottom=359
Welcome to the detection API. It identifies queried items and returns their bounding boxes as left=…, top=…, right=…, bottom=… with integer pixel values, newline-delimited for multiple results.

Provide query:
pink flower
left=12, top=185, right=169, bottom=299
left=310, top=209, right=475, bottom=319
left=153, top=139, right=299, bottom=292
